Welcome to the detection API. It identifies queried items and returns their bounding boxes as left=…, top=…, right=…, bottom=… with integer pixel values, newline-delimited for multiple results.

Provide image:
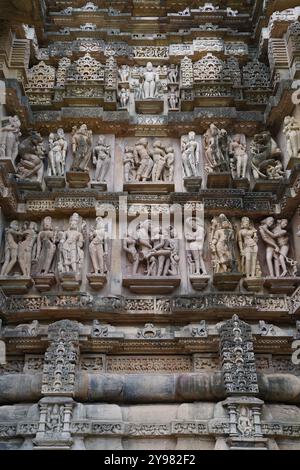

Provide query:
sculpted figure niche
left=118, top=88, right=129, bottom=108
left=283, top=116, right=300, bottom=164
left=33, top=216, right=58, bottom=291
left=204, top=124, right=230, bottom=174
left=123, top=221, right=180, bottom=279
left=181, top=132, right=200, bottom=178
left=210, top=214, right=236, bottom=274
left=238, top=217, right=259, bottom=279
left=58, top=213, right=85, bottom=290
left=67, top=124, right=93, bottom=188
left=0, top=115, right=21, bottom=169
left=123, top=139, right=174, bottom=190
left=186, top=217, right=209, bottom=290
left=92, top=136, right=111, bottom=189
left=259, top=218, right=297, bottom=278
left=0, top=220, right=38, bottom=291
left=16, top=131, right=45, bottom=189
left=141, top=62, right=159, bottom=99
left=87, top=216, right=109, bottom=290
left=229, top=134, right=248, bottom=180
left=250, top=132, right=284, bottom=182
left=48, top=129, right=68, bottom=178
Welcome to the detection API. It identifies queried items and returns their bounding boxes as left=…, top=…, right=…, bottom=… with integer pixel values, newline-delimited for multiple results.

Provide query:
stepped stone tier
left=0, top=0, right=300, bottom=451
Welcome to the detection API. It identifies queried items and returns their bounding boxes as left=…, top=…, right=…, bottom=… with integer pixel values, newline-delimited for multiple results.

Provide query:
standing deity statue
left=152, top=141, right=167, bottom=181
left=283, top=116, right=300, bottom=160
left=0, top=115, right=21, bottom=163
left=35, top=217, right=58, bottom=275
left=229, top=134, right=248, bottom=179
left=250, top=132, right=284, bottom=180
left=204, top=124, right=230, bottom=174
left=18, top=221, right=38, bottom=277
left=89, top=217, right=108, bottom=275
left=48, top=128, right=68, bottom=177
left=1, top=220, right=20, bottom=276
left=92, top=136, right=111, bottom=182
left=168, top=64, right=179, bottom=83
left=71, top=124, right=93, bottom=172
left=123, top=146, right=136, bottom=182
left=181, top=132, right=200, bottom=177
left=141, top=62, right=159, bottom=99
left=118, top=88, right=129, bottom=108
left=163, top=147, right=175, bottom=182
left=168, top=87, right=179, bottom=110
left=16, top=131, right=45, bottom=183
left=134, top=138, right=153, bottom=181
left=123, top=232, right=140, bottom=275
left=186, top=217, right=207, bottom=276
left=58, top=213, right=85, bottom=273
left=210, top=214, right=236, bottom=273
left=238, top=217, right=259, bottom=278
left=259, top=217, right=297, bottom=278
left=118, top=64, right=129, bottom=82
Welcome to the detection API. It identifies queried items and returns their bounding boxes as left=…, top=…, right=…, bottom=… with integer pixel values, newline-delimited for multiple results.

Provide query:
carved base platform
left=123, top=276, right=180, bottom=294
left=59, top=272, right=82, bottom=291
left=16, top=179, right=43, bottom=191
left=287, top=156, right=300, bottom=170
left=184, top=177, right=202, bottom=192
left=45, top=176, right=66, bottom=190
left=135, top=100, right=164, bottom=114
left=207, top=172, right=233, bottom=189
left=263, top=277, right=300, bottom=294
left=213, top=272, right=242, bottom=291
left=87, top=273, right=107, bottom=290
left=0, top=276, right=33, bottom=294
left=227, top=437, right=268, bottom=451
left=123, top=181, right=174, bottom=194
left=90, top=181, right=107, bottom=191
left=233, top=178, right=250, bottom=190
left=33, top=273, right=56, bottom=292
left=66, top=171, right=90, bottom=189
left=243, top=277, right=264, bottom=293
left=33, top=439, right=73, bottom=450
left=189, top=275, right=210, bottom=291
left=252, top=179, right=285, bottom=194
left=0, top=157, right=16, bottom=173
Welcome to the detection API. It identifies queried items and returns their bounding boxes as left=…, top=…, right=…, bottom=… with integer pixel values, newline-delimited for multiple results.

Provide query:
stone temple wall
left=0, top=0, right=300, bottom=450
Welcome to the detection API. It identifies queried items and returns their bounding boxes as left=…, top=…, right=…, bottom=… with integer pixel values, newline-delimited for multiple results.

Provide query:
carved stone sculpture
left=168, top=64, right=179, bottom=83
left=89, top=217, right=108, bottom=275
left=204, top=124, right=230, bottom=174
left=259, top=217, right=297, bottom=278
left=168, top=87, right=179, bottom=110
left=134, top=138, right=153, bottom=181
left=238, top=217, right=259, bottom=278
left=35, top=217, right=57, bottom=275
left=48, top=128, right=68, bottom=177
left=229, top=134, right=248, bottom=179
left=58, top=213, right=85, bottom=275
left=118, top=64, right=129, bottom=82
left=0, top=115, right=21, bottom=165
left=92, top=136, right=111, bottom=182
left=70, top=124, right=93, bottom=172
left=181, top=132, right=200, bottom=177
left=123, top=221, right=179, bottom=277
left=283, top=116, right=300, bottom=160
left=16, top=131, right=45, bottom=185
left=210, top=214, right=236, bottom=273
left=1, top=220, right=20, bottom=276
left=186, top=217, right=207, bottom=275
left=18, top=221, right=38, bottom=277
left=123, top=146, right=135, bottom=182
left=141, top=62, right=159, bottom=99
left=118, top=87, right=129, bottom=108
left=250, top=132, right=283, bottom=181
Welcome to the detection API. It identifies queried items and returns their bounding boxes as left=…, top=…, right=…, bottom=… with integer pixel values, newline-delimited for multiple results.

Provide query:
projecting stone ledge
left=0, top=276, right=33, bottom=295
left=263, top=277, right=300, bottom=295
left=135, top=100, right=164, bottom=115
left=66, top=171, right=90, bottom=189
left=207, top=172, right=233, bottom=189
left=44, top=176, right=66, bottom=190
left=123, top=276, right=181, bottom=294
left=33, top=273, right=56, bottom=292
left=123, top=181, right=174, bottom=194
left=213, top=272, right=243, bottom=291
